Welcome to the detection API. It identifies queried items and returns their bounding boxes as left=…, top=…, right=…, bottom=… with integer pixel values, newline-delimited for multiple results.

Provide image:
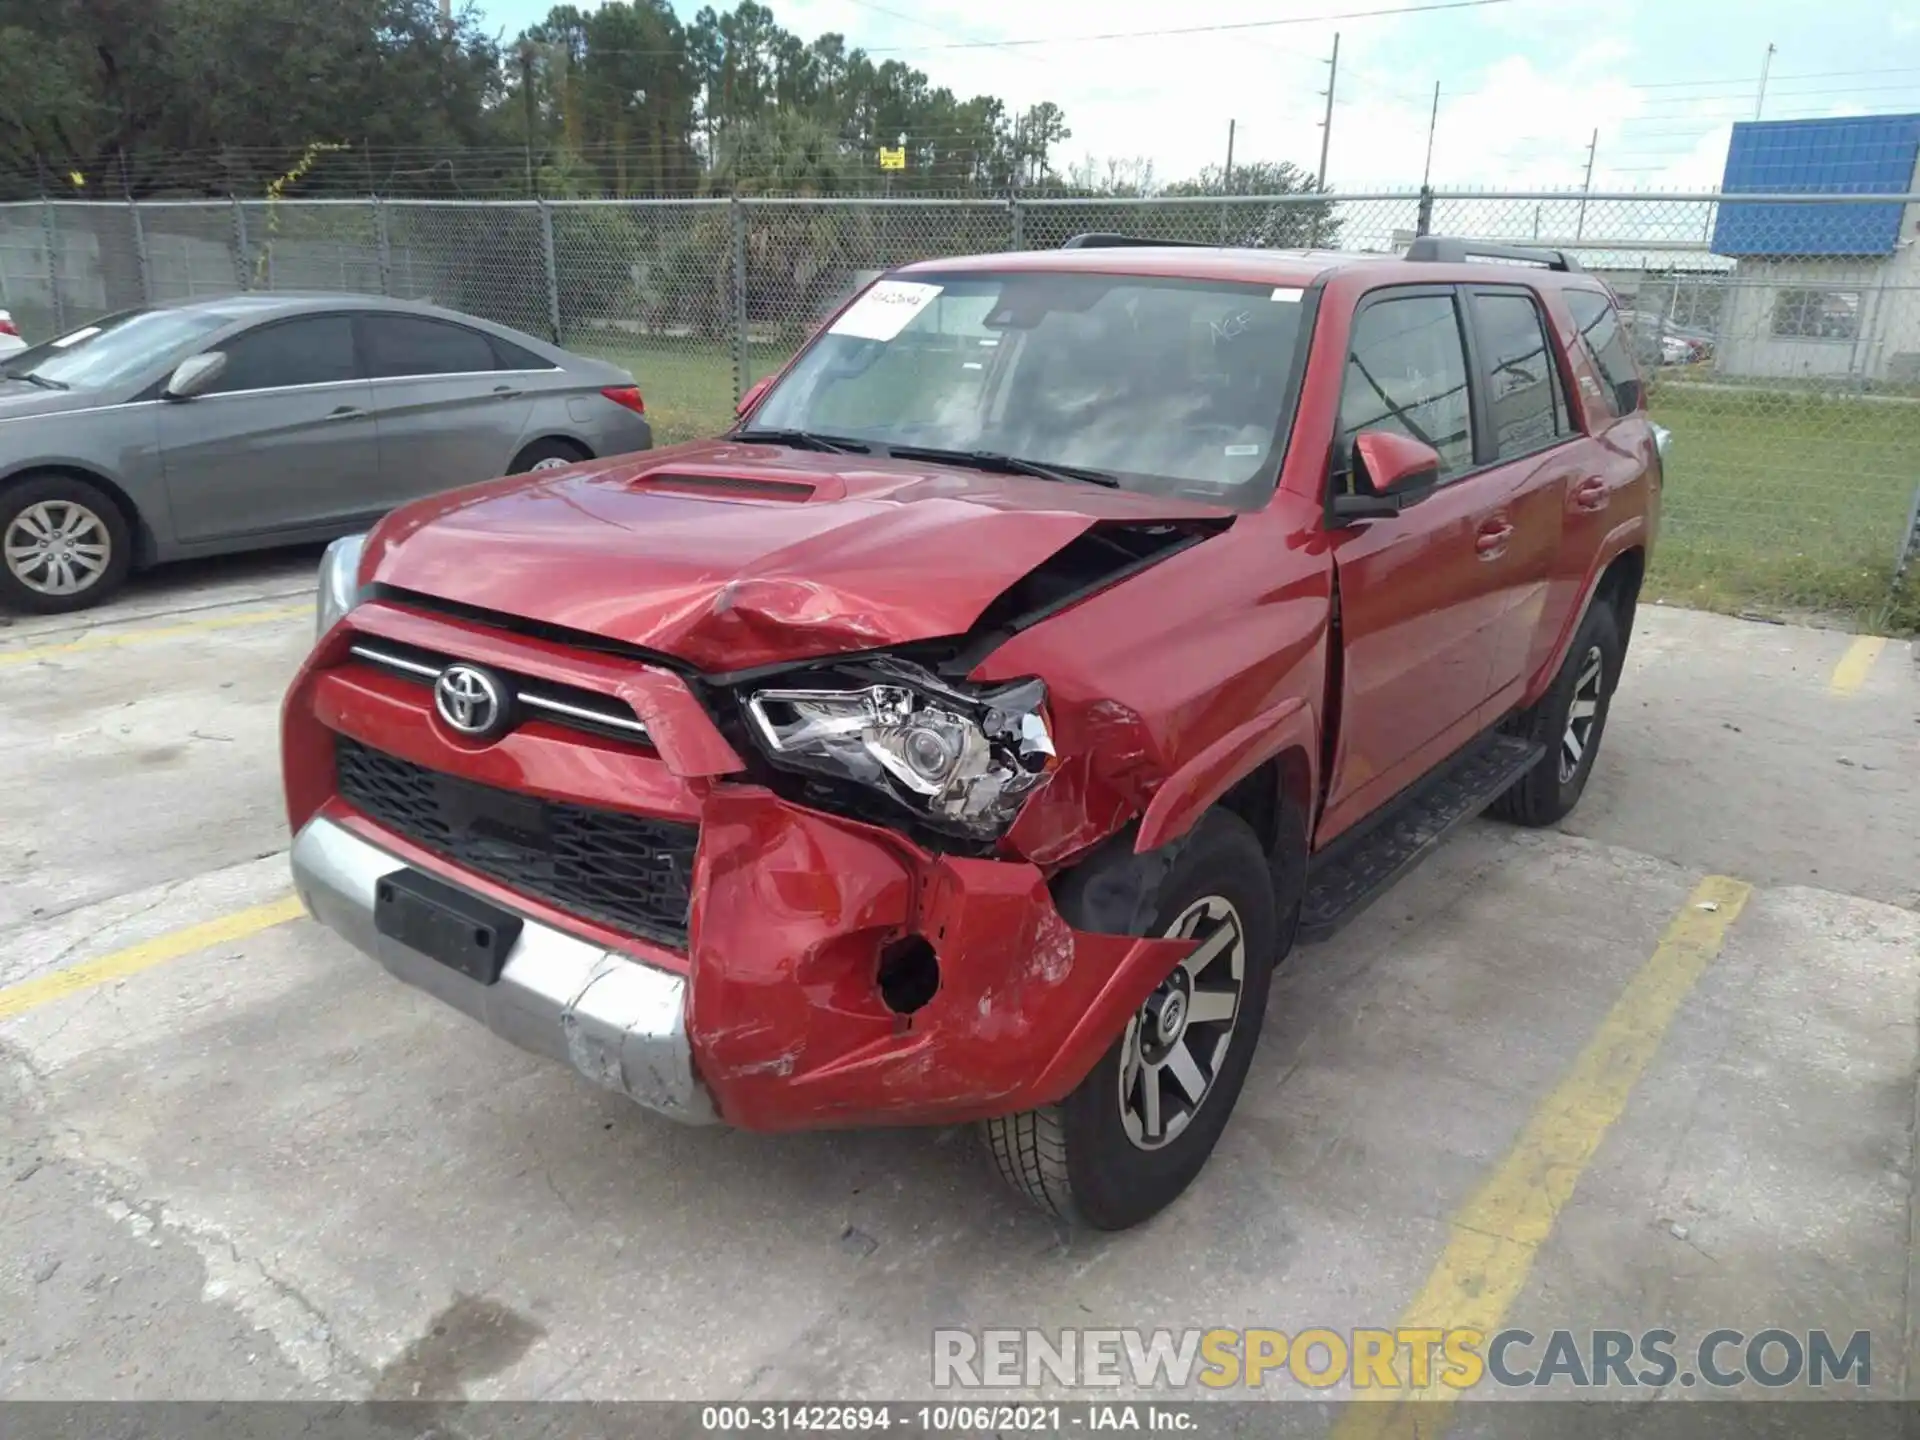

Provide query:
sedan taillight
left=0, top=313, right=17, bottom=337
left=601, top=385, right=646, bottom=416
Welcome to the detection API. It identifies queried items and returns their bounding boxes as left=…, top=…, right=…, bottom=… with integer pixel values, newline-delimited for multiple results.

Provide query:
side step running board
left=1298, top=733, right=1544, bottom=944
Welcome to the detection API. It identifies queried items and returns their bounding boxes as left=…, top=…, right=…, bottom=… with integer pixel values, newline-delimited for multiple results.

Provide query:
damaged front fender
left=686, top=789, right=1194, bottom=1130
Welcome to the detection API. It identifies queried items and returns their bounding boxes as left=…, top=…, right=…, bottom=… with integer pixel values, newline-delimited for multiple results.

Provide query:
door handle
left=1474, top=521, right=1514, bottom=558
left=491, top=385, right=523, bottom=399
left=1571, top=476, right=1610, bottom=512
left=325, top=405, right=365, bottom=420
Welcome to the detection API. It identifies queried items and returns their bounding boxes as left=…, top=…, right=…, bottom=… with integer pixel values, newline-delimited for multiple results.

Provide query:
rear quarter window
left=1563, top=289, right=1640, bottom=419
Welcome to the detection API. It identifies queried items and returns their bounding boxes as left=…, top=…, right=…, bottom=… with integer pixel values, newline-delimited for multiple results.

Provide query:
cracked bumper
left=290, top=815, right=716, bottom=1124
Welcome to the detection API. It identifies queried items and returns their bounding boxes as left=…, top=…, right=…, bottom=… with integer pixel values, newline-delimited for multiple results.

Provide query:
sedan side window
left=205, top=316, right=359, bottom=394
left=361, top=315, right=499, bottom=379
left=1338, top=293, right=1473, bottom=477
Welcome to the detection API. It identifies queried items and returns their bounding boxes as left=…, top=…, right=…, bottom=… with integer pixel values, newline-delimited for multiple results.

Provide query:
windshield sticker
left=1270, top=287, right=1304, bottom=303
left=1224, top=444, right=1262, bottom=456
left=829, top=281, right=945, bottom=341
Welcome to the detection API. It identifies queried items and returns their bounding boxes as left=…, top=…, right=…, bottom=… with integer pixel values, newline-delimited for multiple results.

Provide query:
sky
left=470, top=0, right=1920, bottom=193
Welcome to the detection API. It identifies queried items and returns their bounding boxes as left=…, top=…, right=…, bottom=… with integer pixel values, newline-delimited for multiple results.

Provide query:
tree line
left=0, top=0, right=1330, bottom=212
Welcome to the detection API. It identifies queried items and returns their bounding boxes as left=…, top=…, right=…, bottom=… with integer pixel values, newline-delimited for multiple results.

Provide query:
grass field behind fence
left=575, top=338, right=1920, bottom=634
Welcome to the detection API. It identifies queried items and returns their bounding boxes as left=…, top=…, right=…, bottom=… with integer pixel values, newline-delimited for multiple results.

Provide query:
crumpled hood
left=364, top=440, right=1231, bottom=672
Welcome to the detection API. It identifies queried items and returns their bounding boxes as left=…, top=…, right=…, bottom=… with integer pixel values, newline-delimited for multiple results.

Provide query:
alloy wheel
left=1118, top=895, right=1246, bottom=1151
left=1559, top=644, right=1605, bottom=783
left=4, top=499, right=112, bottom=597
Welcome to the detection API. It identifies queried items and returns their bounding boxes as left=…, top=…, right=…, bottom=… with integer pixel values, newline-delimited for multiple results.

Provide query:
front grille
left=345, top=639, right=649, bottom=745
left=334, top=737, right=697, bottom=950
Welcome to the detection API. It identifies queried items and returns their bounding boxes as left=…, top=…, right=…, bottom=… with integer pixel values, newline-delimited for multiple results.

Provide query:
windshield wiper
left=883, top=445, right=1121, bottom=489
left=6, top=370, right=68, bottom=391
left=731, top=427, right=872, bottom=455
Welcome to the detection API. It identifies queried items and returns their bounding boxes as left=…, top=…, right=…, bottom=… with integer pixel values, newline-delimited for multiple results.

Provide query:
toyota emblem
left=433, top=663, right=510, bottom=739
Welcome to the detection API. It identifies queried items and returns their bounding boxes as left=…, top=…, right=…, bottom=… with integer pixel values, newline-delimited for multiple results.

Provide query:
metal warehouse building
left=1712, top=113, right=1920, bottom=384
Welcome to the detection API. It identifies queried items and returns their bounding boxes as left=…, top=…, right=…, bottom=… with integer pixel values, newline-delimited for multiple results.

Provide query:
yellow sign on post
left=877, top=146, right=906, bottom=171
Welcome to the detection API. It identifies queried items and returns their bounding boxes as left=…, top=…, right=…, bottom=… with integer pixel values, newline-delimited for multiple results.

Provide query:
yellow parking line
left=1333, top=874, right=1752, bottom=1437
left=1827, top=635, right=1886, bottom=696
left=0, top=895, right=305, bottom=1023
left=0, top=603, right=311, bottom=667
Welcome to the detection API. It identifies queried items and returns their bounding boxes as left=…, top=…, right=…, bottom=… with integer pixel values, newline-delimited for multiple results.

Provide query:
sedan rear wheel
left=0, top=476, right=133, bottom=614
left=509, top=438, right=590, bottom=474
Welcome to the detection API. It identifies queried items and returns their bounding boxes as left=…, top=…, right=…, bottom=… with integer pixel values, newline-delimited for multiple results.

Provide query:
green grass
left=1646, top=381, right=1920, bottom=633
left=570, top=336, right=789, bottom=446
left=567, top=336, right=1920, bottom=634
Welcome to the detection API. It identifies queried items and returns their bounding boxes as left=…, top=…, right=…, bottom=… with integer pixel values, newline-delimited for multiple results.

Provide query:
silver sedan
left=0, top=294, right=653, bottom=613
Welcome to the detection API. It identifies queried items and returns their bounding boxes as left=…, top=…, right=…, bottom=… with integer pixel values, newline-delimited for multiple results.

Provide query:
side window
left=1338, top=292, right=1473, bottom=478
left=205, top=316, right=358, bottom=394
left=491, top=334, right=555, bottom=370
left=1564, top=289, right=1639, bottom=415
left=1470, top=290, right=1563, bottom=458
left=361, top=315, right=499, bottom=379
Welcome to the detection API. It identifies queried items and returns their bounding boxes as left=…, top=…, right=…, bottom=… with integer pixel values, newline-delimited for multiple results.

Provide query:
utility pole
left=519, top=41, right=539, bottom=198
left=1223, top=119, right=1236, bottom=193
left=1420, top=83, right=1440, bottom=189
left=1754, top=42, right=1777, bottom=120
left=1575, top=127, right=1597, bottom=241
left=1315, top=32, right=1340, bottom=190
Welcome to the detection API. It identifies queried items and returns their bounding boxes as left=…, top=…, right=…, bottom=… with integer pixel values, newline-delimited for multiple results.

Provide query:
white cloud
left=769, top=0, right=1714, bottom=191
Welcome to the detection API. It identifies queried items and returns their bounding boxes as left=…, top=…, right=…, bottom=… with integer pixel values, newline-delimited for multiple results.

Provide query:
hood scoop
left=630, top=472, right=818, bottom=503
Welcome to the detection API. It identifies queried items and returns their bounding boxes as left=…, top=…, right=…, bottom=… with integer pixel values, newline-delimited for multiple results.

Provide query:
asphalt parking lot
left=1, top=553, right=1916, bottom=1412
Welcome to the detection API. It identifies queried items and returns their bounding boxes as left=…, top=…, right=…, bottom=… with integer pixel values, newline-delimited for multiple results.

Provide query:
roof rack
left=1059, top=233, right=1217, bottom=250
left=1403, top=236, right=1583, bottom=272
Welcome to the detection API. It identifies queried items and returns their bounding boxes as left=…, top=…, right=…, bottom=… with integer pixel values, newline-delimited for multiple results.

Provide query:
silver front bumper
left=290, top=815, right=715, bottom=1123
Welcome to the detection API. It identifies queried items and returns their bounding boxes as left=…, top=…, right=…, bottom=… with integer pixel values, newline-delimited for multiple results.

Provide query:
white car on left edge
left=0, top=311, right=24, bottom=359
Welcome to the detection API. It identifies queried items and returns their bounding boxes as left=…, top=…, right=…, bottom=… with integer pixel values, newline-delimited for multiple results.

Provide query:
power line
left=850, top=0, right=1522, bottom=52
left=1628, top=64, right=1920, bottom=90
left=542, top=0, right=1518, bottom=62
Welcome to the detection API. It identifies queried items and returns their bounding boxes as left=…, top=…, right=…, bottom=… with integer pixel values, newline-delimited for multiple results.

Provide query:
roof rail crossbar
left=1059, top=232, right=1217, bottom=250
left=1403, top=236, right=1582, bottom=272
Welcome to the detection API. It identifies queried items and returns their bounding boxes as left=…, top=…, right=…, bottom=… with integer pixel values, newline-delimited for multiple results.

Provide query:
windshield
left=751, top=271, right=1311, bottom=507
left=4, top=308, right=239, bottom=391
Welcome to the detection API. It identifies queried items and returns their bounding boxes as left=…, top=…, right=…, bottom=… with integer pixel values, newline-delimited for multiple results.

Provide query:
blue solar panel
left=1710, top=114, right=1920, bottom=256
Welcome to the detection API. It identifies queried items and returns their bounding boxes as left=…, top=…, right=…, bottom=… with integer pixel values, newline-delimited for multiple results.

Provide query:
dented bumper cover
left=283, top=605, right=1195, bottom=1131
left=290, top=794, right=1189, bottom=1131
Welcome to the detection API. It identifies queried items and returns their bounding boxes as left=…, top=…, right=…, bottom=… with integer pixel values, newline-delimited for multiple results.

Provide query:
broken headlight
left=743, top=660, right=1056, bottom=840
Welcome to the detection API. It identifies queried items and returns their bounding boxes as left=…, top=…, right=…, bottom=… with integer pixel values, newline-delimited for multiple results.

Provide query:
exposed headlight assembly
left=315, top=533, right=368, bottom=641
left=744, top=659, right=1056, bottom=840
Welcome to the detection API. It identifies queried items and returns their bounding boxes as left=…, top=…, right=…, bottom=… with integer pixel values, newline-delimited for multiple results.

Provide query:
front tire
left=1491, top=599, right=1623, bottom=827
left=983, top=810, right=1284, bottom=1230
left=0, top=474, right=133, bottom=614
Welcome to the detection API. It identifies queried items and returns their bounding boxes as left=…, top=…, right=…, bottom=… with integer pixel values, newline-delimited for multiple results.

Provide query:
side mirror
left=1613, top=376, right=1644, bottom=414
left=163, top=351, right=227, bottom=400
left=1330, top=430, right=1443, bottom=522
left=735, top=375, right=774, bottom=418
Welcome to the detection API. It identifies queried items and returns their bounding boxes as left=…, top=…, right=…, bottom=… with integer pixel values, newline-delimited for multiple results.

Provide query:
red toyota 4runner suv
left=284, top=235, right=1665, bottom=1230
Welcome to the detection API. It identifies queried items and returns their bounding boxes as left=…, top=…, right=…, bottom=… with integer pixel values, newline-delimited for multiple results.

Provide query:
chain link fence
left=1, top=190, right=1916, bottom=619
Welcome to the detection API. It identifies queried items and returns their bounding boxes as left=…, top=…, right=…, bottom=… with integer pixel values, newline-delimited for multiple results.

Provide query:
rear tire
left=1490, top=600, right=1623, bottom=827
left=982, top=809, right=1285, bottom=1230
left=0, top=474, right=133, bottom=614
left=509, top=437, right=590, bottom=474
